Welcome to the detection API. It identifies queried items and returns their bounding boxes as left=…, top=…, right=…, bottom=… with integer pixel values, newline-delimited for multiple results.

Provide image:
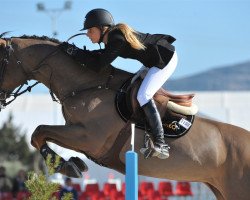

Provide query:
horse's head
left=0, top=34, right=29, bottom=110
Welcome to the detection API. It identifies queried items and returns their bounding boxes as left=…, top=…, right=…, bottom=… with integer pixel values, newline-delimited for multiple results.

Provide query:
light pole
left=36, top=1, right=72, bottom=37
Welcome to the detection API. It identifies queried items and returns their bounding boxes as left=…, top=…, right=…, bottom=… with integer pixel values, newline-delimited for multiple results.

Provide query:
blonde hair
left=113, top=23, right=146, bottom=50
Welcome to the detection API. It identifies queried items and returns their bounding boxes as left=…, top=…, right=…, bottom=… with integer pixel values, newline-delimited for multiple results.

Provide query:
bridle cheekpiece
left=0, top=38, right=39, bottom=111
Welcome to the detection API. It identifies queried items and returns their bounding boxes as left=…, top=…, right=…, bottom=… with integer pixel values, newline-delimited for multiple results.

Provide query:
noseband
left=0, top=38, right=14, bottom=108
left=0, top=38, right=39, bottom=111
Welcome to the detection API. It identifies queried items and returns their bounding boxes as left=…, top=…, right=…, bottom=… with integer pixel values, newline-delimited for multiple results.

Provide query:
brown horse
left=1, top=34, right=250, bottom=200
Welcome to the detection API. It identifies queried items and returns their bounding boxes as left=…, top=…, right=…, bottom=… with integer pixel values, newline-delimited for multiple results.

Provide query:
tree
left=0, top=113, right=35, bottom=169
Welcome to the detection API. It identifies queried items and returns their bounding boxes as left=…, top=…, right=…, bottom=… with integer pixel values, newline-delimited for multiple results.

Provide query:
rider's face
left=87, top=27, right=101, bottom=43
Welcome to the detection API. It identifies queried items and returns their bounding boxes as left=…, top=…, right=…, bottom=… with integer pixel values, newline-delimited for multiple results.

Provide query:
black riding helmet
left=80, top=8, right=115, bottom=31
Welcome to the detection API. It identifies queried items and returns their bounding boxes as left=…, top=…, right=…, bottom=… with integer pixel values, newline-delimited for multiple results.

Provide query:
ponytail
left=113, top=23, right=146, bottom=50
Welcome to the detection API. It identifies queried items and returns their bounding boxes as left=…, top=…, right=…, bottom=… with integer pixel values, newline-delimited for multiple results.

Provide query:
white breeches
left=137, top=51, right=178, bottom=106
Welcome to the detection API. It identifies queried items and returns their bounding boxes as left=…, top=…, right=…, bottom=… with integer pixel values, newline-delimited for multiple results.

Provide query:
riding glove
left=59, top=42, right=104, bottom=73
left=60, top=42, right=79, bottom=56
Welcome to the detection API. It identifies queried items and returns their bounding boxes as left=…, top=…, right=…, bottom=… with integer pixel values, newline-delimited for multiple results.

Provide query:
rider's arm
left=59, top=43, right=105, bottom=72
left=73, top=31, right=126, bottom=72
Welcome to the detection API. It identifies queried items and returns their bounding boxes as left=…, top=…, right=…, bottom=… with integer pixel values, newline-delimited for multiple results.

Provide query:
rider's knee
left=137, top=92, right=152, bottom=106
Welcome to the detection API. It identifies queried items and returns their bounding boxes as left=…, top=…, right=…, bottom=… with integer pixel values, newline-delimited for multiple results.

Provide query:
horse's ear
left=0, top=31, right=11, bottom=47
left=0, top=31, right=11, bottom=38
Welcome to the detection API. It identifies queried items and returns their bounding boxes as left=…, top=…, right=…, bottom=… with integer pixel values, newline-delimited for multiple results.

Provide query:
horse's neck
left=41, top=61, right=132, bottom=100
left=16, top=38, right=132, bottom=100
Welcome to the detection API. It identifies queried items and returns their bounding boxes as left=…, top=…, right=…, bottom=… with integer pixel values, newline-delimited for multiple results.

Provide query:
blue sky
left=1, top=0, right=250, bottom=79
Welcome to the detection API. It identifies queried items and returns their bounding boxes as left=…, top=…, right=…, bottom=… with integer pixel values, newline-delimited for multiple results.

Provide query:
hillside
left=165, top=61, right=250, bottom=91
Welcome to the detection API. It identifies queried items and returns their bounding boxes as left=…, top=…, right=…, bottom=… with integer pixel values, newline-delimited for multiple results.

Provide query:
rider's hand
left=92, top=49, right=105, bottom=55
left=59, top=42, right=79, bottom=56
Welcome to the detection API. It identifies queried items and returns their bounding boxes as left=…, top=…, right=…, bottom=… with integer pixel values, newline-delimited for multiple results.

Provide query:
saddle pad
left=115, top=79, right=195, bottom=138
left=161, top=113, right=194, bottom=138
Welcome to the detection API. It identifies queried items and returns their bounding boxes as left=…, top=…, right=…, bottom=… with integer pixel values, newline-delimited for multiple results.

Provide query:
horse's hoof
left=57, top=160, right=83, bottom=178
left=69, top=157, right=88, bottom=172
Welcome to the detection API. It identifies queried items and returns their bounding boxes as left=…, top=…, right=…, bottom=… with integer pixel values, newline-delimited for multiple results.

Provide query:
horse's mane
left=0, top=32, right=61, bottom=44
left=17, top=35, right=61, bottom=44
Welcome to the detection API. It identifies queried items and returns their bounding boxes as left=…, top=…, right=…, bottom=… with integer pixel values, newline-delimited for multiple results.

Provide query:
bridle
left=0, top=33, right=115, bottom=111
left=0, top=39, right=12, bottom=102
left=0, top=33, right=89, bottom=111
left=0, top=38, right=40, bottom=111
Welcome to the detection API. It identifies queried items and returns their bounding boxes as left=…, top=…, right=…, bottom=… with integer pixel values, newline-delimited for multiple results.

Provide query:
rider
left=60, top=8, right=178, bottom=159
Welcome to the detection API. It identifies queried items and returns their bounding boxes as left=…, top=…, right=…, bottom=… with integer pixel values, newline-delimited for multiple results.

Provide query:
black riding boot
left=142, top=99, right=170, bottom=159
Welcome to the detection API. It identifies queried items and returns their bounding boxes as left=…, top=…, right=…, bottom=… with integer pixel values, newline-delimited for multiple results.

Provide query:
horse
left=1, top=33, right=250, bottom=200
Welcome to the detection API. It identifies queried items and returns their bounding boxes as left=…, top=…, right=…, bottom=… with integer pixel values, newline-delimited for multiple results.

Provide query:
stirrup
left=140, top=147, right=155, bottom=159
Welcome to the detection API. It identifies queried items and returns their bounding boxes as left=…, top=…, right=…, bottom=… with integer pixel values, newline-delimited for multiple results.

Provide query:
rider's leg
left=137, top=51, right=178, bottom=159
left=142, top=99, right=170, bottom=158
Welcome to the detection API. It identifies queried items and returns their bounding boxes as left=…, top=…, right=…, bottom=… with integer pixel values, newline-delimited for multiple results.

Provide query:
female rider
left=61, top=8, right=178, bottom=159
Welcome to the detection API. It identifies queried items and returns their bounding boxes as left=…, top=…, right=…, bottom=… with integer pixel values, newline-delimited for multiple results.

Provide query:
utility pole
left=36, top=1, right=72, bottom=37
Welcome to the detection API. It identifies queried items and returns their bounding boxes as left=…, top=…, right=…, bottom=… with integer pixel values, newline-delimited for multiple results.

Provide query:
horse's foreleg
left=31, top=124, right=94, bottom=178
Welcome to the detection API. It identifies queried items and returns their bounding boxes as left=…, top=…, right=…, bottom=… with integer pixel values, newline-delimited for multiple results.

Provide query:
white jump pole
left=125, top=123, right=138, bottom=200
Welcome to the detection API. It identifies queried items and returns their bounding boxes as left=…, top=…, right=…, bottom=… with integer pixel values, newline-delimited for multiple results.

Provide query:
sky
left=1, top=0, right=250, bottom=78
left=1, top=0, right=249, bottom=129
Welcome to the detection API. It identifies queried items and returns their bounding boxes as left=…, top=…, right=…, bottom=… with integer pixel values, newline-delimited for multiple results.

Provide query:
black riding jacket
left=72, top=29, right=176, bottom=72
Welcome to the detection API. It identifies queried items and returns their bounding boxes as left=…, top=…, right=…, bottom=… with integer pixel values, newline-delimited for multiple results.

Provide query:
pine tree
left=0, top=113, right=35, bottom=168
left=26, top=155, right=73, bottom=200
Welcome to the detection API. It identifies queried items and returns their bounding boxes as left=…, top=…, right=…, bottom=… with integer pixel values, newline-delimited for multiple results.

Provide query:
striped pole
left=125, top=123, right=138, bottom=200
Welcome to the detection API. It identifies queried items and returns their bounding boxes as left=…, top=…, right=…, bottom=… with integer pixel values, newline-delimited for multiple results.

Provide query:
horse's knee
left=31, top=125, right=47, bottom=148
left=32, top=125, right=44, bottom=137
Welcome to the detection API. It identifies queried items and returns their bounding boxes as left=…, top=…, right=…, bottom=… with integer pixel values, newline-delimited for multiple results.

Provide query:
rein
left=66, top=33, right=87, bottom=42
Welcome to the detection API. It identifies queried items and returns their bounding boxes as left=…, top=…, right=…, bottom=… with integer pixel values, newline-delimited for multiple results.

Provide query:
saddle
left=115, top=78, right=198, bottom=138
left=99, top=78, right=198, bottom=171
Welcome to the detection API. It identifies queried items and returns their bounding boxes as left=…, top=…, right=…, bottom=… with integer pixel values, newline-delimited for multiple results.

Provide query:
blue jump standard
left=125, top=151, right=138, bottom=200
